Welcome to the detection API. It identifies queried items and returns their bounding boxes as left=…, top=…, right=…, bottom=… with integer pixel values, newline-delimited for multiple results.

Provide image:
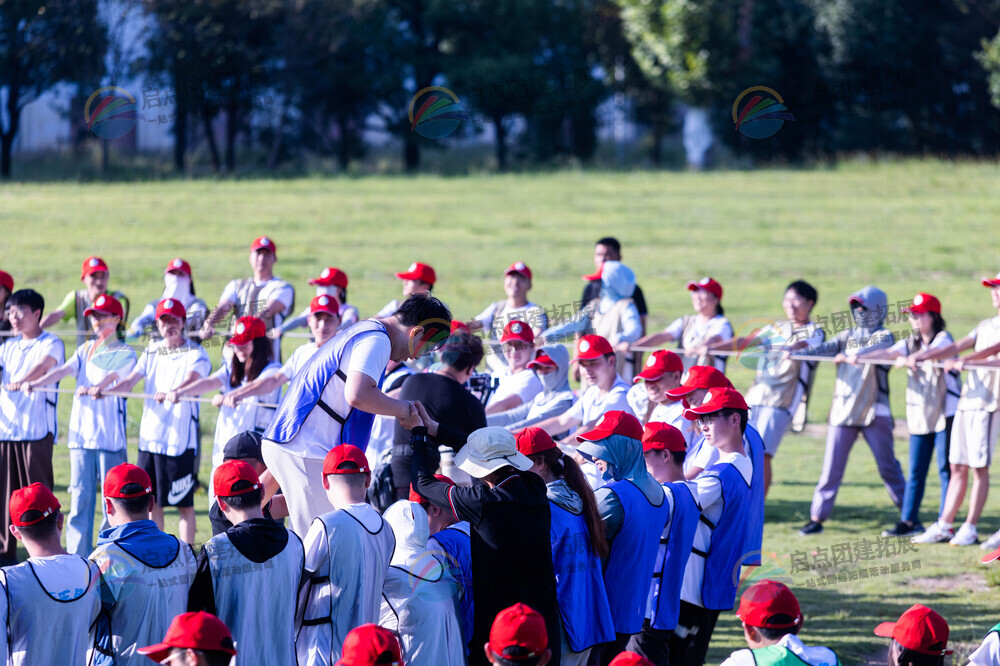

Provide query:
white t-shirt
left=0, top=332, right=65, bottom=441
left=280, top=342, right=319, bottom=386
left=282, top=333, right=391, bottom=459
left=565, top=377, right=633, bottom=425
left=475, top=301, right=548, bottom=337
left=969, top=630, right=1000, bottom=666
left=133, top=340, right=212, bottom=456
left=720, top=634, right=839, bottom=666
left=64, top=339, right=138, bottom=451
left=626, top=384, right=696, bottom=446
left=210, top=359, right=282, bottom=462
left=487, top=369, right=542, bottom=409
left=219, top=276, right=295, bottom=359
left=681, top=451, right=752, bottom=606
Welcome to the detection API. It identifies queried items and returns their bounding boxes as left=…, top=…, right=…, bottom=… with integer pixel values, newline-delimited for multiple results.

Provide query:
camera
left=467, top=372, right=499, bottom=406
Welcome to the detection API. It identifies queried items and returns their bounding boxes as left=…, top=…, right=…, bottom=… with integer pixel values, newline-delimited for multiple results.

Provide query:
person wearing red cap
left=910, top=276, right=1000, bottom=548
left=336, top=623, right=404, bottom=666
left=468, top=261, right=548, bottom=373
left=89, top=463, right=199, bottom=665
left=277, top=266, right=359, bottom=336
left=489, top=345, right=577, bottom=436
left=515, top=427, right=615, bottom=666
left=581, top=237, right=650, bottom=338
left=486, top=320, right=543, bottom=415
left=111, top=298, right=211, bottom=544
left=200, top=236, right=294, bottom=361
left=0, top=289, right=64, bottom=566
left=633, top=276, right=732, bottom=373
left=137, top=611, right=237, bottom=666
left=608, top=653, right=654, bottom=666
left=673, top=387, right=758, bottom=666
left=573, top=411, right=669, bottom=664
left=720, top=580, right=838, bottom=666
left=800, top=285, right=905, bottom=537
left=0, top=269, right=13, bottom=341
left=485, top=603, right=553, bottom=666
left=2, top=482, right=102, bottom=664
left=661, top=365, right=735, bottom=479
left=627, top=349, right=694, bottom=446
left=379, top=499, right=465, bottom=665
left=23, top=293, right=137, bottom=556
left=874, top=604, right=951, bottom=666
left=127, top=258, right=210, bottom=341
left=42, top=254, right=130, bottom=347
left=188, top=460, right=304, bottom=666
left=376, top=261, right=437, bottom=318
left=704, top=280, right=824, bottom=495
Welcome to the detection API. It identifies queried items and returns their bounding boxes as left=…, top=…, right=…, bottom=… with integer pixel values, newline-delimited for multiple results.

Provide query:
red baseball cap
left=103, top=463, right=153, bottom=499
left=10, top=483, right=60, bottom=526
left=395, top=262, right=436, bottom=285
left=450, top=320, right=469, bottom=333
left=488, top=603, right=548, bottom=660
left=642, top=422, right=687, bottom=453
left=310, top=295, right=341, bottom=316
left=408, top=474, right=455, bottom=503
left=982, top=272, right=1000, bottom=288
left=155, top=298, right=186, bottom=320
left=515, top=427, right=557, bottom=456
left=228, top=316, right=266, bottom=346
left=581, top=264, right=603, bottom=282
left=309, top=267, right=349, bottom=288
left=83, top=293, right=124, bottom=320
left=683, top=387, right=749, bottom=420
left=527, top=350, right=557, bottom=370
left=138, top=611, right=237, bottom=662
left=213, top=460, right=261, bottom=498
left=687, top=276, right=723, bottom=300
left=336, top=624, right=403, bottom=666
left=577, top=410, right=644, bottom=443
left=901, top=293, right=941, bottom=315
left=634, top=350, right=684, bottom=383
left=665, top=366, right=733, bottom=399
left=608, top=653, right=654, bottom=666
left=250, top=236, right=276, bottom=254
left=505, top=261, right=532, bottom=281
left=164, top=258, right=192, bottom=276
left=737, top=580, right=803, bottom=629
left=501, top=320, right=534, bottom=345
left=874, top=604, right=951, bottom=656
left=0, top=270, right=13, bottom=292
left=324, top=444, right=369, bottom=475
left=572, top=334, right=613, bottom=362
left=81, top=256, right=109, bottom=279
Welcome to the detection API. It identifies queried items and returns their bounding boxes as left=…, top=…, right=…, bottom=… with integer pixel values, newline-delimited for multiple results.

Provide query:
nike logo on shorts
left=167, top=474, right=195, bottom=505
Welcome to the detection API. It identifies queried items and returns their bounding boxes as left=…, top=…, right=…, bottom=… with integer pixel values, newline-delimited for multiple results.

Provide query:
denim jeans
left=900, top=416, right=953, bottom=525
left=67, top=448, right=128, bottom=557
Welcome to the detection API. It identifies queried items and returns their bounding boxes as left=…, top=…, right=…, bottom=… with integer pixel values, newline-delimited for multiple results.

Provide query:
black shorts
left=136, top=449, right=197, bottom=508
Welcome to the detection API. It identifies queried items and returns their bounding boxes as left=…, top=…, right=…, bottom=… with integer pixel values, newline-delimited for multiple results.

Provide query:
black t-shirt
left=393, top=372, right=487, bottom=449
left=581, top=281, right=648, bottom=316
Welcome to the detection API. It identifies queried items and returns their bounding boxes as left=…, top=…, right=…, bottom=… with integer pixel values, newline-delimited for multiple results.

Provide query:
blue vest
left=602, top=480, right=669, bottom=635
left=701, top=462, right=751, bottom=610
left=264, top=320, right=388, bottom=448
left=431, top=522, right=474, bottom=653
left=549, top=501, right=616, bottom=652
left=649, top=482, right=699, bottom=631
left=742, top=425, right=766, bottom=566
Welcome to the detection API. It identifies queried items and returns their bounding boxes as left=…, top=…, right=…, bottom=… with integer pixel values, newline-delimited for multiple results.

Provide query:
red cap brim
left=665, top=386, right=696, bottom=399
left=136, top=644, right=172, bottom=662
left=576, top=426, right=613, bottom=443
left=983, top=547, right=1000, bottom=564
left=873, top=621, right=896, bottom=638
left=983, top=279, right=1000, bottom=288
left=633, top=370, right=666, bottom=383
left=581, top=270, right=602, bottom=281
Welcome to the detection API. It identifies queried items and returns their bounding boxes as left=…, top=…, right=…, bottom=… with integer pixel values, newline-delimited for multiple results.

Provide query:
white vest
left=89, top=538, right=197, bottom=665
left=380, top=562, right=465, bottom=666
left=2, top=556, right=101, bottom=666
left=204, top=530, right=304, bottom=665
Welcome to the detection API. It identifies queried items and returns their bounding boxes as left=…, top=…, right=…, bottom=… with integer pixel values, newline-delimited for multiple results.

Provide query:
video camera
left=467, top=372, right=499, bottom=406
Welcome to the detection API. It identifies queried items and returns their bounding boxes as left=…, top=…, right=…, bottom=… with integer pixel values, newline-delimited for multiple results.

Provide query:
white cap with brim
left=455, top=427, right=533, bottom=478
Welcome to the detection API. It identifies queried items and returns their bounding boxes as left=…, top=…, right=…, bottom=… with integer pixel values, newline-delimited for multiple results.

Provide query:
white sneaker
left=911, top=521, right=954, bottom=544
left=949, top=523, right=979, bottom=546
left=980, top=529, right=1000, bottom=551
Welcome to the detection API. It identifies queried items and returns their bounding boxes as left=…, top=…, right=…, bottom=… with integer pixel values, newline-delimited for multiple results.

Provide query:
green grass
left=3, top=159, right=1000, bottom=663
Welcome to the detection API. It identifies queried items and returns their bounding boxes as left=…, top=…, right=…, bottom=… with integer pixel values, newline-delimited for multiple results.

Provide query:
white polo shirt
left=134, top=340, right=211, bottom=456
left=0, top=332, right=65, bottom=441
left=64, top=339, right=137, bottom=451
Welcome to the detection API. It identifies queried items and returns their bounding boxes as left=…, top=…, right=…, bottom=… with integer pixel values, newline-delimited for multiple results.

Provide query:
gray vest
left=205, top=530, right=304, bottom=665
left=680, top=315, right=727, bottom=372
left=903, top=334, right=954, bottom=435
left=745, top=322, right=823, bottom=411
left=958, top=317, right=1000, bottom=413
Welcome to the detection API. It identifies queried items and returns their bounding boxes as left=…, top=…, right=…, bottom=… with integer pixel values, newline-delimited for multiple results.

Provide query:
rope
left=19, top=386, right=280, bottom=408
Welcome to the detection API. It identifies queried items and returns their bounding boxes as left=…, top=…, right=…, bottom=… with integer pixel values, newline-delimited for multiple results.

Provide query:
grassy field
left=2, top=160, right=1000, bottom=663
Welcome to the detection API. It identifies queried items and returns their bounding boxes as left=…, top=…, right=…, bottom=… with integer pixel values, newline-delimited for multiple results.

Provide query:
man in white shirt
left=200, top=236, right=295, bottom=361
left=486, top=320, right=542, bottom=415
left=0, top=289, right=65, bottom=566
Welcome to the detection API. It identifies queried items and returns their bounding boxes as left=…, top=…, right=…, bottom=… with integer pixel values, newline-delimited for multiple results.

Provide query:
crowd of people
left=0, top=234, right=999, bottom=665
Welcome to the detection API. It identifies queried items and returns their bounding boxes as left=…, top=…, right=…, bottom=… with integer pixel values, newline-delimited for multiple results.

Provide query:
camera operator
left=391, top=329, right=488, bottom=498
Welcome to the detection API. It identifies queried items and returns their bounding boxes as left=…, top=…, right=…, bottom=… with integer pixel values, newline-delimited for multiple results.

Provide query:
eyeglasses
left=696, top=413, right=724, bottom=427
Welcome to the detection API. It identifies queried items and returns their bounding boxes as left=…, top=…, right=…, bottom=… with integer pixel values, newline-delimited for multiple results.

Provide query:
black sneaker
left=881, top=521, right=924, bottom=538
left=799, top=520, right=824, bottom=536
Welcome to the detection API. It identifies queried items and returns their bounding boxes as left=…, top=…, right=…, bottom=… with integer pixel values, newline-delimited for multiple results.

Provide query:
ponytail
left=534, top=448, right=609, bottom=559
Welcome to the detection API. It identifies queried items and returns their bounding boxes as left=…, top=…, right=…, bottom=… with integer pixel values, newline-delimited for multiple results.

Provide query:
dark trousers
left=626, top=621, right=673, bottom=666
left=667, top=601, right=720, bottom=666
left=597, top=632, right=632, bottom=666
left=0, top=434, right=55, bottom=564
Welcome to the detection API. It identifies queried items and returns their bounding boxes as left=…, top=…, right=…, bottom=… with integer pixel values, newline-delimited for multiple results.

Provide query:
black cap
left=223, top=430, right=263, bottom=462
